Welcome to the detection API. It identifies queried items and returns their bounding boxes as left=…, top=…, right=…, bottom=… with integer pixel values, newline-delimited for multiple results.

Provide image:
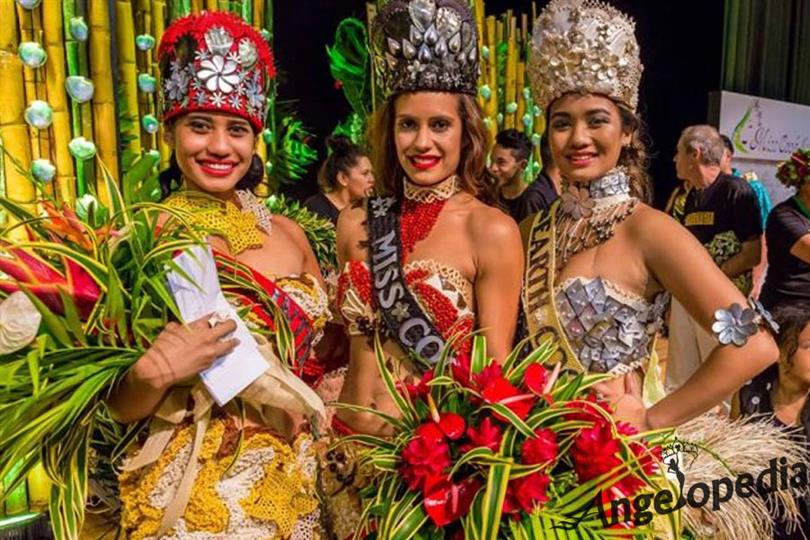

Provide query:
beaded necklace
left=555, top=168, right=639, bottom=269
left=165, top=189, right=272, bottom=255
left=400, top=175, right=461, bottom=260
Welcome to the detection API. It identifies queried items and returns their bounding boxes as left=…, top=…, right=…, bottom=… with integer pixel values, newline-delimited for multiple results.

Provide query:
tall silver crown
left=372, top=0, right=479, bottom=98
left=529, top=0, right=643, bottom=110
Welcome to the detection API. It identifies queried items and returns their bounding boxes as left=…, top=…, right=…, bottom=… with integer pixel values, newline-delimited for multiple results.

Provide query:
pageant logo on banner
left=717, top=91, right=810, bottom=162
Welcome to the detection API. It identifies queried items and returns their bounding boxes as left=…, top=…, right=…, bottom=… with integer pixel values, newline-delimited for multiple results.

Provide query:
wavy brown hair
left=369, top=92, right=497, bottom=204
left=616, top=102, right=652, bottom=204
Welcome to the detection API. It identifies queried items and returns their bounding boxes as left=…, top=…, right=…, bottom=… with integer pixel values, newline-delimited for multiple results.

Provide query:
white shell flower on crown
left=196, top=55, right=241, bottom=93
left=0, top=291, right=42, bottom=354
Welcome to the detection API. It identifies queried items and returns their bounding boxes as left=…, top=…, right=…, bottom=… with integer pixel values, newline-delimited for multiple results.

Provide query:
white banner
left=717, top=91, right=810, bottom=162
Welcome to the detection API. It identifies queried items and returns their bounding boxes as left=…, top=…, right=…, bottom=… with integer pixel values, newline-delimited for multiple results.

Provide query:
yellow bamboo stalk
left=15, top=4, right=40, bottom=162
left=505, top=25, right=517, bottom=129
left=516, top=62, right=526, bottom=132
left=42, top=0, right=76, bottom=204
left=31, top=6, right=51, bottom=172
left=116, top=0, right=142, bottom=165
left=89, top=0, right=117, bottom=204
left=206, top=0, right=217, bottom=12
left=1, top=0, right=35, bottom=240
left=191, top=0, right=202, bottom=13
left=485, top=16, right=496, bottom=119
left=252, top=0, right=263, bottom=30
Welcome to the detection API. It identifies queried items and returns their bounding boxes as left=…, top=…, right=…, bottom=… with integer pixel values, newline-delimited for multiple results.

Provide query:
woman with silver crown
left=523, top=1, right=806, bottom=538
left=320, top=0, right=524, bottom=537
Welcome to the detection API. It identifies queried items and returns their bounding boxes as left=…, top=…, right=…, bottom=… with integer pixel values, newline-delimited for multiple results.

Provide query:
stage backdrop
left=711, top=90, right=810, bottom=204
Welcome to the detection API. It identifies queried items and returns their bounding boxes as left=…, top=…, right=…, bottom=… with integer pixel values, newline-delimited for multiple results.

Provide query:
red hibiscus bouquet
left=340, top=336, right=677, bottom=539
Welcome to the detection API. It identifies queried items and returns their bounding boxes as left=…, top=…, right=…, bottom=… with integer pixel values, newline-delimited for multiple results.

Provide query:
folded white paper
left=166, top=244, right=267, bottom=406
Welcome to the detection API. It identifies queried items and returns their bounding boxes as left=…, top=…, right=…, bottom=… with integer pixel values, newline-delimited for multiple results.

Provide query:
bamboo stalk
left=191, top=0, right=202, bottom=13
left=252, top=0, right=263, bottom=30
left=63, top=0, right=89, bottom=196
left=151, top=0, right=169, bottom=167
left=75, top=1, right=97, bottom=190
left=88, top=0, right=117, bottom=204
left=15, top=4, right=41, bottom=162
left=116, top=0, right=142, bottom=170
left=136, top=0, right=156, bottom=150
left=31, top=6, right=51, bottom=172
left=43, top=0, right=77, bottom=204
left=505, top=20, right=517, bottom=129
left=206, top=0, right=217, bottom=12
left=1, top=0, right=35, bottom=241
left=516, top=61, right=526, bottom=130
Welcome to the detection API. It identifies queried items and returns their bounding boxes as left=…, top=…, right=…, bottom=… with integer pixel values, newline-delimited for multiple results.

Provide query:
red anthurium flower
left=437, top=413, right=466, bottom=440
left=0, top=244, right=100, bottom=319
left=423, top=475, right=482, bottom=527
left=460, top=417, right=503, bottom=453
left=401, top=422, right=452, bottom=492
left=521, top=428, right=558, bottom=466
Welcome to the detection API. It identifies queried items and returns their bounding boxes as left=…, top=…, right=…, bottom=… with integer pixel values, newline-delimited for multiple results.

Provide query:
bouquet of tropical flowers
left=342, top=336, right=680, bottom=539
left=0, top=161, right=305, bottom=538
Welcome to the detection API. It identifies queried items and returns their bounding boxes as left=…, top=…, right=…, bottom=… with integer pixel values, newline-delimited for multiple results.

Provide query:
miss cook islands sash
left=366, top=196, right=447, bottom=365
left=522, top=202, right=584, bottom=372
left=213, top=250, right=316, bottom=372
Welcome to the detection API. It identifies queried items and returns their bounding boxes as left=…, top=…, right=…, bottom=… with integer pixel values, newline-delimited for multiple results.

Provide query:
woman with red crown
left=319, top=1, right=524, bottom=537
left=106, top=12, right=331, bottom=539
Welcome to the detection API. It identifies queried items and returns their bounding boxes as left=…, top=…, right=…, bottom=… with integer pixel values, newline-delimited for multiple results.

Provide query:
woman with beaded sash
left=521, top=0, right=779, bottom=432
left=321, top=1, right=524, bottom=537
left=105, top=13, right=331, bottom=539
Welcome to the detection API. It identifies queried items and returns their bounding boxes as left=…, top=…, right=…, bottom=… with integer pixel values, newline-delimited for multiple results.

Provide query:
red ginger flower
left=503, top=472, right=551, bottom=516
left=572, top=420, right=656, bottom=498
left=459, top=417, right=503, bottom=453
left=403, top=370, right=434, bottom=401
left=521, top=428, right=558, bottom=465
left=474, top=364, right=534, bottom=420
left=565, top=393, right=612, bottom=423
left=401, top=422, right=451, bottom=492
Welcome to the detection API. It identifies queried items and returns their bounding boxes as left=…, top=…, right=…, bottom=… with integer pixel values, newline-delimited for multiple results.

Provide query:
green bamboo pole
left=116, top=0, right=142, bottom=170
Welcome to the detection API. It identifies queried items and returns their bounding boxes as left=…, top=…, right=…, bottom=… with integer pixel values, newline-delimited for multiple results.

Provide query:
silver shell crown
left=372, top=0, right=480, bottom=97
left=529, top=0, right=643, bottom=110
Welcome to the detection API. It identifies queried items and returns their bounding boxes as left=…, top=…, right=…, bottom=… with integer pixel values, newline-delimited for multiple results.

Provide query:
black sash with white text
left=367, top=196, right=447, bottom=365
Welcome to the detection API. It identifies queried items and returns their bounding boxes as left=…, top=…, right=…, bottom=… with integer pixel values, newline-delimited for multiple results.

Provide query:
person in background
left=304, top=135, right=374, bottom=226
left=489, top=128, right=558, bottom=223
left=760, top=147, right=810, bottom=310
left=720, top=133, right=773, bottom=297
left=734, top=304, right=810, bottom=539
left=666, top=124, right=763, bottom=395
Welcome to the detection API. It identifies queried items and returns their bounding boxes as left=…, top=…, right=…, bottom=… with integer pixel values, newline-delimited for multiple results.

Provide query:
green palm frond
left=266, top=193, right=337, bottom=271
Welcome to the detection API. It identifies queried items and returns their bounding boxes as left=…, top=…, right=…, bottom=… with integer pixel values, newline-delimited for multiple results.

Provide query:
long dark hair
left=158, top=151, right=265, bottom=200
left=318, top=135, right=367, bottom=192
left=369, top=92, right=498, bottom=205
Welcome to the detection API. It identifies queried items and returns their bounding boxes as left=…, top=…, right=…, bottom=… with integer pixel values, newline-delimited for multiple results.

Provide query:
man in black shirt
left=489, top=129, right=558, bottom=224
left=667, top=125, right=763, bottom=396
